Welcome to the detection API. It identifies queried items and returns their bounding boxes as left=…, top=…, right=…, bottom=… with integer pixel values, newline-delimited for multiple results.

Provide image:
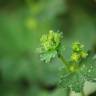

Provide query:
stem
left=58, top=53, right=69, bottom=70
left=81, top=90, right=85, bottom=96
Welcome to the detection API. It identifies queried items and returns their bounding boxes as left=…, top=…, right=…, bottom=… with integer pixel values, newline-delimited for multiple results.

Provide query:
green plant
left=39, top=30, right=96, bottom=96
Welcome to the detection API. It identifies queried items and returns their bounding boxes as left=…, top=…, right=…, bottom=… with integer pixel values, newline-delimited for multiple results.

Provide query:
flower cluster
left=39, top=30, right=63, bottom=63
left=71, top=41, right=88, bottom=63
left=40, top=30, right=62, bottom=52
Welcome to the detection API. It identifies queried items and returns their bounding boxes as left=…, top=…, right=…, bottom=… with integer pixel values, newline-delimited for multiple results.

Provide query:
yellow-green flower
left=72, top=41, right=84, bottom=52
left=71, top=53, right=80, bottom=62
left=69, top=65, right=75, bottom=72
left=71, top=41, right=88, bottom=63
left=80, top=51, right=88, bottom=58
left=40, top=30, right=62, bottom=52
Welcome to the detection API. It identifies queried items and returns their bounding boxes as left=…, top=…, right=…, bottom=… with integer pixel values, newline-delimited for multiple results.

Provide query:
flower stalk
left=58, top=53, right=68, bottom=66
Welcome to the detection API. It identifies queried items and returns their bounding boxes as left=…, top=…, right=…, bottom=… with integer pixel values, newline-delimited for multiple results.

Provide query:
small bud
left=71, top=53, right=80, bottom=62
left=80, top=51, right=88, bottom=58
left=69, top=66, right=75, bottom=72
left=72, top=41, right=84, bottom=52
left=71, top=41, right=88, bottom=63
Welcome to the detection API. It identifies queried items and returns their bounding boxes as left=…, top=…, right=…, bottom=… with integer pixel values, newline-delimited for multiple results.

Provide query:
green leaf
left=80, top=54, right=96, bottom=82
left=58, top=68, right=85, bottom=92
left=58, top=53, right=96, bottom=92
left=40, top=50, right=57, bottom=63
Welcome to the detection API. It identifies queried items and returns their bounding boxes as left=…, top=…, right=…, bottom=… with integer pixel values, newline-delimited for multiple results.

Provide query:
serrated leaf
left=58, top=68, right=85, bottom=92
left=40, top=50, right=57, bottom=63
left=80, top=54, right=96, bottom=81
left=58, top=53, right=96, bottom=92
left=69, top=72, right=85, bottom=92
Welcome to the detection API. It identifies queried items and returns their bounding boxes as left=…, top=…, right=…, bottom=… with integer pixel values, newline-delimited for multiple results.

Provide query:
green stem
left=81, top=90, right=85, bottom=96
left=58, top=53, right=69, bottom=69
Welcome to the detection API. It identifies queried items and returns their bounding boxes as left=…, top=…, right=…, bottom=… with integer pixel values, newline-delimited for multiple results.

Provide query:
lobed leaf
left=58, top=53, right=96, bottom=92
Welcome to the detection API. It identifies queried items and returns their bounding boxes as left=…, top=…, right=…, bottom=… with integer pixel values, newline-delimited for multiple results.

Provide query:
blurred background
left=0, top=0, right=96, bottom=96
